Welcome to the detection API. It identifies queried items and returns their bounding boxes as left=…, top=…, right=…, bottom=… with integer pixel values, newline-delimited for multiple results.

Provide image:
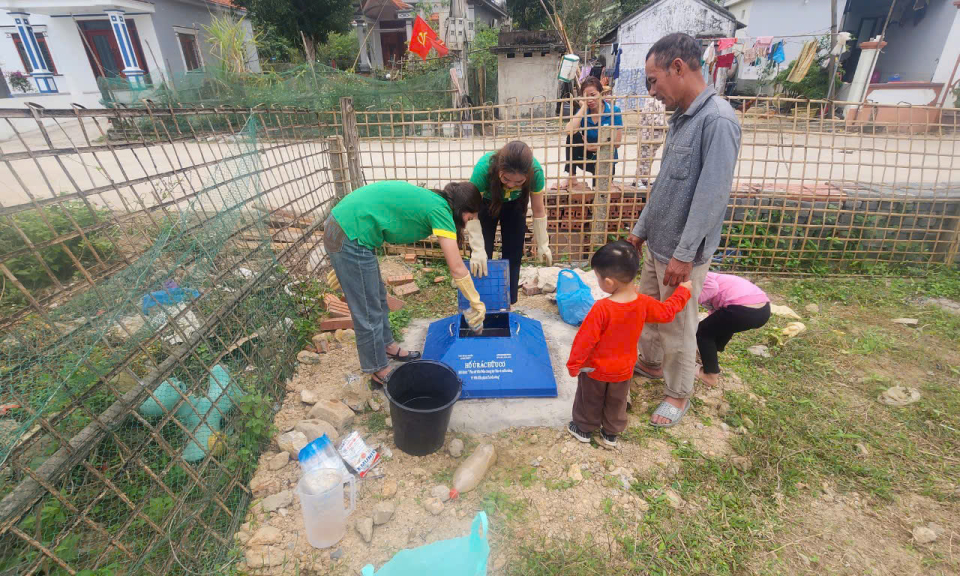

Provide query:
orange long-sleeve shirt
left=566, top=286, right=691, bottom=382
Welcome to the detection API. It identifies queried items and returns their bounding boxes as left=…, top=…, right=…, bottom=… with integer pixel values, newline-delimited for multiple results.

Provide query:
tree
left=506, top=0, right=552, bottom=31
left=618, top=0, right=651, bottom=18
left=233, top=0, right=354, bottom=63
left=316, top=30, right=361, bottom=70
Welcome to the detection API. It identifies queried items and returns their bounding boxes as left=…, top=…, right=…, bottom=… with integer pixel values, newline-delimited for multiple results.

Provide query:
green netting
left=97, top=63, right=454, bottom=112
left=0, top=115, right=305, bottom=574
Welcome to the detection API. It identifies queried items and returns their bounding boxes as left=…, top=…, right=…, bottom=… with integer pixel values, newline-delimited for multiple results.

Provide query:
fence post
left=590, top=126, right=615, bottom=251
left=339, top=97, right=363, bottom=191
left=326, top=135, right=350, bottom=201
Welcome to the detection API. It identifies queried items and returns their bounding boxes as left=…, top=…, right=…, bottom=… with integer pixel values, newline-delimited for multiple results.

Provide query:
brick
left=323, top=293, right=343, bottom=308
left=320, top=317, right=354, bottom=331
left=421, top=267, right=435, bottom=273
left=386, top=274, right=415, bottom=286
left=393, top=283, right=420, bottom=297
left=327, top=302, right=351, bottom=318
left=403, top=254, right=418, bottom=263
left=433, top=276, right=447, bottom=284
left=522, top=284, right=542, bottom=296
left=387, top=295, right=405, bottom=311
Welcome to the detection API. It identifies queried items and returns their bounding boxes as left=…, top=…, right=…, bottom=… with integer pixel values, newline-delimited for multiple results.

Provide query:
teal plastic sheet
left=361, top=512, right=489, bottom=576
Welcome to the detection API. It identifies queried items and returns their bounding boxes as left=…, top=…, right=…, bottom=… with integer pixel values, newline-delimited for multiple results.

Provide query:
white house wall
left=879, top=0, right=956, bottom=83
left=497, top=52, right=560, bottom=118
left=933, top=7, right=960, bottom=102
left=739, top=0, right=832, bottom=66
left=613, top=0, right=737, bottom=105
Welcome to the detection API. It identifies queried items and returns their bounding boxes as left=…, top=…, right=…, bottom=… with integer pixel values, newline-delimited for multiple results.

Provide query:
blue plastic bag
left=556, top=269, right=595, bottom=326
left=361, top=512, right=489, bottom=576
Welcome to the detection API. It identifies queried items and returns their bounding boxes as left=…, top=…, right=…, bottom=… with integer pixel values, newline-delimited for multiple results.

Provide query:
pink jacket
left=698, top=273, right=769, bottom=312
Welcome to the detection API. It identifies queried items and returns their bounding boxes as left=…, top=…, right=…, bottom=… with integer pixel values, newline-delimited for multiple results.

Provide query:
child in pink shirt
left=696, top=272, right=770, bottom=386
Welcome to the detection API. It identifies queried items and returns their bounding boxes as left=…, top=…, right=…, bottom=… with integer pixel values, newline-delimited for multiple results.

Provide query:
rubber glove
left=532, top=217, right=553, bottom=266
left=326, top=269, right=341, bottom=292
left=465, top=218, right=488, bottom=277
left=454, top=273, right=486, bottom=333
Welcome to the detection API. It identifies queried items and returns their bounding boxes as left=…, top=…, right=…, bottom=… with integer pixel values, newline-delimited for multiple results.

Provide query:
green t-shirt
left=331, top=181, right=457, bottom=250
left=470, top=151, right=545, bottom=201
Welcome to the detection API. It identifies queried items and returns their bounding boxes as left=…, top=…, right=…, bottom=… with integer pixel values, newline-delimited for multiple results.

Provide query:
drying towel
left=770, top=41, right=785, bottom=64
left=716, top=53, right=735, bottom=69
left=718, top=38, right=736, bottom=51
left=786, top=40, right=817, bottom=83
left=754, top=36, right=774, bottom=53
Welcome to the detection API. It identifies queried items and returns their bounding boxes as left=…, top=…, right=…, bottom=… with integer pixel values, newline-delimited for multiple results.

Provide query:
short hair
left=581, top=76, right=604, bottom=94
left=591, top=240, right=641, bottom=283
left=646, top=32, right=702, bottom=72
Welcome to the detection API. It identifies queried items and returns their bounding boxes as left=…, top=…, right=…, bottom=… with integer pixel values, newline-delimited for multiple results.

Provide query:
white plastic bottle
left=450, top=443, right=497, bottom=498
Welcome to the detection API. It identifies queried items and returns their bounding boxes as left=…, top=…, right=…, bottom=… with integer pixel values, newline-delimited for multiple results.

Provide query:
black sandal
left=370, top=373, right=387, bottom=390
left=386, top=348, right=421, bottom=362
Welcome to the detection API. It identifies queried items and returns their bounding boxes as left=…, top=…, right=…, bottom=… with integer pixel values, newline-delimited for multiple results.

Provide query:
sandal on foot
left=650, top=400, right=690, bottom=428
left=370, top=373, right=388, bottom=390
left=634, top=361, right=663, bottom=379
left=386, top=348, right=421, bottom=362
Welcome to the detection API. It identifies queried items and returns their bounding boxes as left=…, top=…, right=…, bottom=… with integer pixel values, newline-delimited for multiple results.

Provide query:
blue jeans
left=324, top=217, right=395, bottom=374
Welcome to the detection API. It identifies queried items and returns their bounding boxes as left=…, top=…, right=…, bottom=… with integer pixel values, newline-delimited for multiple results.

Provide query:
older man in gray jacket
left=626, top=32, right=741, bottom=427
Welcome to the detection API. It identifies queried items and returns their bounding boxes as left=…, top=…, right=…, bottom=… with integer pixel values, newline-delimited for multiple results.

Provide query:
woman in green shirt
left=466, top=141, right=552, bottom=305
left=324, top=181, right=486, bottom=387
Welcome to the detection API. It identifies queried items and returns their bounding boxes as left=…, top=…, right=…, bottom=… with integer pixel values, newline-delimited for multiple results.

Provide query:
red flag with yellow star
left=409, top=15, right=448, bottom=60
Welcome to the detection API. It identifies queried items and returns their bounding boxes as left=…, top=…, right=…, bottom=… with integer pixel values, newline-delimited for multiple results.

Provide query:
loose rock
left=245, top=546, right=286, bottom=568
left=373, top=501, right=396, bottom=525
left=742, top=416, right=755, bottom=429
left=297, top=350, right=321, bottom=365
left=878, top=386, right=921, bottom=407
left=732, top=456, right=752, bottom=472
left=448, top=438, right=464, bottom=458
left=356, top=517, right=374, bottom=543
left=247, top=526, right=282, bottom=547
left=912, top=525, right=937, bottom=544
left=855, top=442, right=869, bottom=457
left=250, top=475, right=279, bottom=495
left=567, top=464, right=583, bottom=484
left=381, top=478, right=398, bottom=498
left=300, top=389, right=319, bottom=405
left=308, top=400, right=355, bottom=432
left=385, top=418, right=392, bottom=428
left=423, top=497, right=444, bottom=515
left=267, top=452, right=290, bottom=471
left=368, top=398, right=381, bottom=412
left=663, top=488, right=684, bottom=509
left=891, top=318, right=919, bottom=326
left=431, top=484, right=451, bottom=502
left=295, top=419, right=339, bottom=443
left=343, top=393, right=366, bottom=413
left=411, top=467, right=427, bottom=478
left=748, top=345, right=772, bottom=358
left=804, top=303, right=820, bottom=315
left=330, top=548, right=344, bottom=560
left=277, top=431, right=308, bottom=458
left=260, top=490, right=293, bottom=513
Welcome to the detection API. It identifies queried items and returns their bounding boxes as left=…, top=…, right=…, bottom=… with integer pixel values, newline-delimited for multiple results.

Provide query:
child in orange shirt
left=566, top=241, right=691, bottom=447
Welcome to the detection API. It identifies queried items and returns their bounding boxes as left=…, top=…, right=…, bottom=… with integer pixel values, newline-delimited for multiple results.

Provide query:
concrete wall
left=933, top=7, right=960, bottom=103
left=877, top=0, right=956, bottom=83
left=613, top=0, right=737, bottom=105
left=497, top=51, right=561, bottom=118
left=150, top=0, right=225, bottom=79
left=725, top=0, right=753, bottom=38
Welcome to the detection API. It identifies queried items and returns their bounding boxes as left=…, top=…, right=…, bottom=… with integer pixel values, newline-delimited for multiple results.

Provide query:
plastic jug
left=296, top=468, right=356, bottom=549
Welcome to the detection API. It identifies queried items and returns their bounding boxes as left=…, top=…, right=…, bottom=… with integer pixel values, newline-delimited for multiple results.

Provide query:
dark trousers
left=696, top=303, right=771, bottom=374
left=564, top=132, right=616, bottom=186
left=572, top=372, right=630, bottom=435
left=479, top=196, right=527, bottom=304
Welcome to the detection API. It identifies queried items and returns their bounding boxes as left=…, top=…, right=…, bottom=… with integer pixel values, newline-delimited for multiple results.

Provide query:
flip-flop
left=633, top=362, right=663, bottom=379
left=650, top=400, right=690, bottom=428
left=386, top=349, right=421, bottom=362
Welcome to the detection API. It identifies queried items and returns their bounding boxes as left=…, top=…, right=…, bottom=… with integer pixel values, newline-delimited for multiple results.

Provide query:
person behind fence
left=696, top=273, right=770, bottom=387
left=565, top=241, right=692, bottom=447
left=563, top=76, right=623, bottom=190
left=465, top=141, right=551, bottom=305
left=625, top=32, right=741, bottom=428
left=324, top=181, right=487, bottom=388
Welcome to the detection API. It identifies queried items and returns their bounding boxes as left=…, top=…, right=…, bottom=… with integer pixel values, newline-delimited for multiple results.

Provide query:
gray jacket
left=631, top=87, right=741, bottom=265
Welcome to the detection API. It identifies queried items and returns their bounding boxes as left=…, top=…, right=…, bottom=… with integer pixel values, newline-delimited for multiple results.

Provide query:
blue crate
left=457, top=259, right=509, bottom=312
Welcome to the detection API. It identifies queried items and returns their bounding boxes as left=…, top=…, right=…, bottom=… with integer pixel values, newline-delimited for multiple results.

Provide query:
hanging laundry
left=578, top=63, right=592, bottom=83
left=703, top=42, right=717, bottom=65
left=754, top=36, right=774, bottom=54
left=612, top=48, right=622, bottom=79
left=770, top=41, right=785, bottom=64
left=716, top=53, right=736, bottom=68
left=718, top=38, right=736, bottom=51
left=831, top=31, right=852, bottom=56
left=785, top=40, right=817, bottom=83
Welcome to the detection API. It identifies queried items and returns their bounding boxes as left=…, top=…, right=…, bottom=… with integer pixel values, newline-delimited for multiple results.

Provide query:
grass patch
left=365, top=412, right=387, bottom=433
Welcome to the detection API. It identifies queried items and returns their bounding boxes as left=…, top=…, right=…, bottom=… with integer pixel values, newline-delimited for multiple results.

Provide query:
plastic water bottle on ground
left=450, top=443, right=497, bottom=499
left=299, top=434, right=350, bottom=489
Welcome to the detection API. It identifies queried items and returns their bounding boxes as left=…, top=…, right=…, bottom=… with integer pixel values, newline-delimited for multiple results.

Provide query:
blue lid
left=457, top=259, right=510, bottom=312
left=298, top=434, right=331, bottom=463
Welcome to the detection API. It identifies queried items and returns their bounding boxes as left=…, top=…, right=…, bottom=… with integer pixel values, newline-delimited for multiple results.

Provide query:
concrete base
left=401, top=305, right=578, bottom=434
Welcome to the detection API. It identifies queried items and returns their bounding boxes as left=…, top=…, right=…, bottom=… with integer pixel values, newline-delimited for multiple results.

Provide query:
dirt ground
left=234, top=263, right=960, bottom=576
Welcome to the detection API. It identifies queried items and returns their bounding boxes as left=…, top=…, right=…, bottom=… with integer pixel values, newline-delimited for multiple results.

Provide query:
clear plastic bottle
left=298, top=434, right=350, bottom=488
left=450, top=443, right=497, bottom=498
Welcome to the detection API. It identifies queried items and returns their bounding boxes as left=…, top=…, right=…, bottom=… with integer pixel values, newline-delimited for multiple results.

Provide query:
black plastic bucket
left=385, top=360, right=462, bottom=456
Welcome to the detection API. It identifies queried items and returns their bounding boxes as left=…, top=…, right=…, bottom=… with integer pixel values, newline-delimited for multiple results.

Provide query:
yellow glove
left=465, top=219, right=488, bottom=277
left=326, top=269, right=341, bottom=292
left=454, top=274, right=486, bottom=333
left=532, top=217, right=553, bottom=266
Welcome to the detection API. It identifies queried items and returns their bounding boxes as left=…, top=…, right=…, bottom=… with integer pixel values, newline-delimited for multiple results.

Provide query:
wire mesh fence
left=352, top=94, right=960, bottom=273
left=0, top=91, right=958, bottom=575
left=0, top=104, right=345, bottom=575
